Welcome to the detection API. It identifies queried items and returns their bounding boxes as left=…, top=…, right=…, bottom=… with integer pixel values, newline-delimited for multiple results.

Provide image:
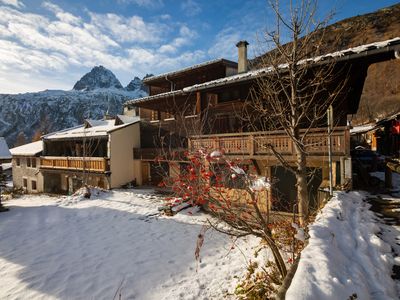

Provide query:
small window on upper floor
left=16, top=158, right=20, bottom=167
left=31, top=158, right=36, bottom=168
left=151, top=110, right=159, bottom=121
left=27, top=158, right=31, bottom=168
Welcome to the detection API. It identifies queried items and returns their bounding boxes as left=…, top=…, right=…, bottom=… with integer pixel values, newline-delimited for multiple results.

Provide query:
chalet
left=40, top=115, right=140, bottom=194
left=124, top=37, right=400, bottom=211
left=10, top=141, right=43, bottom=193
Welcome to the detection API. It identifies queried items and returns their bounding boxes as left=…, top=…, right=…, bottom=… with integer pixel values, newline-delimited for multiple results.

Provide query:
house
left=351, top=112, right=400, bottom=157
left=10, top=141, right=43, bottom=193
left=0, top=137, right=11, bottom=164
left=124, top=37, right=400, bottom=211
left=40, top=115, right=140, bottom=194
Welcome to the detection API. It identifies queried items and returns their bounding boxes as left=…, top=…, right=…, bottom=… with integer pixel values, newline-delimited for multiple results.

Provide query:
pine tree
left=0, top=165, right=9, bottom=212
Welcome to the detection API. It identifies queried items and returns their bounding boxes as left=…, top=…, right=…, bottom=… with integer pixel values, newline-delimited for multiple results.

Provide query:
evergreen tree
left=0, top=165, right=9, bottom=212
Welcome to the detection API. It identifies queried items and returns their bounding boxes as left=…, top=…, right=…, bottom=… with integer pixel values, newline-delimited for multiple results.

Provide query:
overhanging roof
left=143, top=58, right=237, bottom=84
left=125, top=37, right=400, bottom=107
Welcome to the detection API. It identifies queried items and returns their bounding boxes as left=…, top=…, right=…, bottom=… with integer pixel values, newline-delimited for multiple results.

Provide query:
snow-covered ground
left=286, top=191, right=398, bottom=300
left=0, top=189, right=264, bottom=300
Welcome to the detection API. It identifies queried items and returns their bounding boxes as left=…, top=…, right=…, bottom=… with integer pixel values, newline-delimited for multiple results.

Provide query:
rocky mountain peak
left=73, top=66, right=123, bottom=91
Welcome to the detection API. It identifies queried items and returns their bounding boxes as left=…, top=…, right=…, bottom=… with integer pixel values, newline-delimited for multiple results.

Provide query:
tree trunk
left=295, top=149, right=309, bottom=226
left=263, top=232, right=287, bottom=278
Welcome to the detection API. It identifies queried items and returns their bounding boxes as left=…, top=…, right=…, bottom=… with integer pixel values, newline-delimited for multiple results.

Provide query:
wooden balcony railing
left=189, top=126, right=350, bottom=158
left=40, top=156, right=109, bottom=172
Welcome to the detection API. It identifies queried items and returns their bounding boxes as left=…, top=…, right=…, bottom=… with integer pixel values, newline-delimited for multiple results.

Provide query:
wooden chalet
left=40, top=116, right=140, bottom=194
left=124, top=38, right=400, bottom=211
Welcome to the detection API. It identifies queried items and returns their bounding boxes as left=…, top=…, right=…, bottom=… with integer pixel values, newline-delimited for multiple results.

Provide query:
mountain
left=0, top=67, right=148, bottom=147
left=73, top=66, right=124, bottom=91
left=252, top=3, right=400, bottom=124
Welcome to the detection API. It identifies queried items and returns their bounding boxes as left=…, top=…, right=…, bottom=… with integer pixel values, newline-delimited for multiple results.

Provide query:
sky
left=0, top=0, right=398, bottom=94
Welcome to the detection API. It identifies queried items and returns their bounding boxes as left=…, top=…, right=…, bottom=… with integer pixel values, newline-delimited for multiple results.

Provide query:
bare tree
left=246, top=0, right=347, bottom=225
left=150, top=99, right=299, bottom=281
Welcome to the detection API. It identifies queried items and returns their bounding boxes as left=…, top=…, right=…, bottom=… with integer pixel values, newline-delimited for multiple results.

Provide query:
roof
left=43, top=116, right=140, bottom=140
left=0, top=137, right=11, bottom=160
left=125, top=37, right=400, bottom=106
left=10, top=141, right=43, bottom=156
left=143, top=58, right=237, bottom=84
left=1, top=162, right=12, bottom=171
left=350, top=124, right=377, bottom=135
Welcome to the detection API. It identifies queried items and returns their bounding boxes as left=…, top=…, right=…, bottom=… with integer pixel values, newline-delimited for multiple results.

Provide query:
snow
left=9, top=140, right=43, bottom=156
left=0, top=87, right=147, bottom=146
left=286, top=191, right=397, bottom=300
left=0, top=189, right=263, bottom=299
left=0, top=137, right=11, bottom=159
left=1, top=162, right=12, bottom=170
left=350, top=124, right=376, bottom=134
left=370, top=171, right=400, bottom=186
left=250, top=176, right=271, bottom=191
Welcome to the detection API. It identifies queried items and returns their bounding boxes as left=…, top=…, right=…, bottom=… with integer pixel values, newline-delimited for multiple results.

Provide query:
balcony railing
left=189, top=126, right=350, bottom=158
left=40, top=156, right=109, bottom=172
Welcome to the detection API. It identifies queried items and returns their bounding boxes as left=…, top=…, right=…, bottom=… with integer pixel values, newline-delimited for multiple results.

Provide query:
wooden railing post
left=249, top=135, right=254, bottom=156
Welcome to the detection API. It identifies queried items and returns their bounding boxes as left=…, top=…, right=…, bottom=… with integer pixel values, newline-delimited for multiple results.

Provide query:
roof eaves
left=125, top=90, right=185, bottom=106
left=143, top=58, right=237, bottom=83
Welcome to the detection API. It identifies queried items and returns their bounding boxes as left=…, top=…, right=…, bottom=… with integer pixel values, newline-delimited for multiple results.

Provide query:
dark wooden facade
left=125, top=39, right=400, bottom=197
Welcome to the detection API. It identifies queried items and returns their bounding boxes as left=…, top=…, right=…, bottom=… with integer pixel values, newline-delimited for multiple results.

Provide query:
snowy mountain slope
left=73, top=66, right=123, bottom=91
left=0, top=67, right=147, bottom=147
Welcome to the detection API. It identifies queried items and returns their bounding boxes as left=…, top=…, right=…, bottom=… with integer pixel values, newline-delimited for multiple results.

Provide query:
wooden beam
left=196, top=91, right=201, bottom=114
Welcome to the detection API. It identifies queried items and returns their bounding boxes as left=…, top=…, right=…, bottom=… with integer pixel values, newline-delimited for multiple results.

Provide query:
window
left=27, top=158, right=31, bottom=168
left=16, top=158, right=20, bottom=167
left=151, top=110, right=159, bottom=121
left=23, top=178, right=28, bottom=188
left=31, top=180, right=37, bottom=190
left=31, top=158, right=36, bottom=168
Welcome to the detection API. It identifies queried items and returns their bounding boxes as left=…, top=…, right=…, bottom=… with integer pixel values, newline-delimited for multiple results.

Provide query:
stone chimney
left=236, top=40, right=249, bottom=73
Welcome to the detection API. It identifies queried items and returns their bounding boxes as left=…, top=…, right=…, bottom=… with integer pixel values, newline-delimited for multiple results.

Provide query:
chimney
left=236, top=40, right=249, bottom=73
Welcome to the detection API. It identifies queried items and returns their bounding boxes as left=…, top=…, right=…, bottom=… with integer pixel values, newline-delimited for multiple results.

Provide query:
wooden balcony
left=40, top=156, right=109, bottom=172
left=189, top=126, right=350, bottom=160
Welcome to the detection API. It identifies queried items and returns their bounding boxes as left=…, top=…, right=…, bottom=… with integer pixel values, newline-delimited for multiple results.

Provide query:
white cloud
left=42, top=1, right=81, bottom=25
left=0, top=2, right=204, bottom=93
left=0, top=0, right=24, bottom=8
left=89, top=12, right=164, bottom=44
left=208, top=27, right=242, bottom=59
left=158, top=25, right=197, bottom=54
left=181, top=0, right=201, bottom=16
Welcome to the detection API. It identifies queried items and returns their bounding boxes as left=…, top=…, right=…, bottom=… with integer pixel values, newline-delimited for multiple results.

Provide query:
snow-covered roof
left=0, top=137, right=11, bottom=160
left=143, top=58, right=237, bottom=83
left=10, top=141, right=43, bottom=156
left=44, top=116, right=140, bottom=140
left=350, top=124, right=377, bottom=135
left=1, top=162, right=12, bottom=171
left=126, top=37, right=400, bottom=106
left=125, top=90, right=184, bottom=105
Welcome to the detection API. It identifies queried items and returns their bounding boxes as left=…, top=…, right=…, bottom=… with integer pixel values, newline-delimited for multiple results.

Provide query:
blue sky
left=0, top=0, right=398, bottom=93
